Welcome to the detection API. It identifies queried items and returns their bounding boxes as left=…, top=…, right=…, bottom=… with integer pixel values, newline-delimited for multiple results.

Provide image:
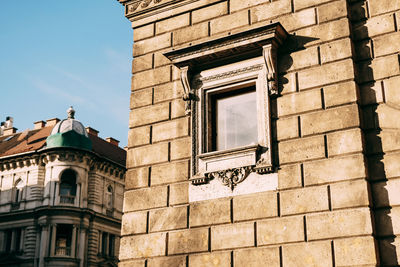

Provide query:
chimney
left=2, top=117, right=17, bottom=136
left=106, top=137, right=120, bottom=146
left=34, top=120, right=46, bottom=130
left=3, top=127, right=17, bottom=136
left=4, top=117, right=13, bottom=128
left=46, top=118, right=60, bottom=127
left=86, top=127, right=99, bottom=137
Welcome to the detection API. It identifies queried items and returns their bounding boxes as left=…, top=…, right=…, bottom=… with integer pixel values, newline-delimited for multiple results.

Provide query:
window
left=164, top=23, right=288, bottom=196
left=100, top=232, right=115, bottom=257
left=105, top=185, right=113, bottom=210
left=59, top=169, right=77, bottom=204
left=55, top=224, right=72, bottom=256
left=13, top=179, right=23, bottom=203
left=3, top=228, right=23, bottom=253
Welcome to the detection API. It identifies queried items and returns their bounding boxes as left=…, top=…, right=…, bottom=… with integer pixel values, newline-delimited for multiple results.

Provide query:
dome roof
left=46, top=107, right=92, bottom=150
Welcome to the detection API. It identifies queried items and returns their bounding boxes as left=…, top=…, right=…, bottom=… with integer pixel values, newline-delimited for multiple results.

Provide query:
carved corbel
left=206, top=167, right=252, bottom=191
left=179, top=66, right=194, bottom=115
left=263, top=44, right=279, bottom=96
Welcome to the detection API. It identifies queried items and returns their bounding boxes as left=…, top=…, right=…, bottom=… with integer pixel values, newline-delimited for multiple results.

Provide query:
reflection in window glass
left=213, top=88, right=257, bottom=151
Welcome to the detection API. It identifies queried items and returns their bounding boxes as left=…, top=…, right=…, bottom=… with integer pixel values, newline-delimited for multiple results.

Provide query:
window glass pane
left=215, top=89, right=257, bottom=151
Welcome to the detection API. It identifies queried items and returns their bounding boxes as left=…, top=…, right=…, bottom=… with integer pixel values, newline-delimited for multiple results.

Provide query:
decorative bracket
left=263, top=44, right=279, bottom=96
left=205, top=167, right=252, bottom=191
left=179, top=66, right=193, bottom=115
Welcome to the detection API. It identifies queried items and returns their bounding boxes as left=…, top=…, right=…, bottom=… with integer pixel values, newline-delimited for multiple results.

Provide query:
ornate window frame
left=164, top=23, right=287, bottom=193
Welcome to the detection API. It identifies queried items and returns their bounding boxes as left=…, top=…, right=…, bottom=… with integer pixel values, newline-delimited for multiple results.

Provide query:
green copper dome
left=46, top=107, right=92, bottom=150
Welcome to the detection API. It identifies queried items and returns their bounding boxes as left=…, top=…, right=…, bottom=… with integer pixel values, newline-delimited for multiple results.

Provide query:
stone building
left=118, top=0, right=400, bottom=266
left=0, top=108, right=126, bottom=267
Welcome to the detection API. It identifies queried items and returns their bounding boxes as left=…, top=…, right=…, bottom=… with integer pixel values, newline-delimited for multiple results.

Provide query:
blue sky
left=0, top=1, right=132, bottom=147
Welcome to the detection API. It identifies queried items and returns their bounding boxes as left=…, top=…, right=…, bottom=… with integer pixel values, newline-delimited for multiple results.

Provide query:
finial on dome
left=67, top=106, right=75, bottom=119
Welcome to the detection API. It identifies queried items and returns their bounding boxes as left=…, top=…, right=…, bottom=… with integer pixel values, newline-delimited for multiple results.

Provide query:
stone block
left=233, top=191, right=278, bottom=221
left=279, top=47, right=319, bottom=73
left=170, top=137, right=191, bottom=160
left=151, top=160, right=189, bottom=186
left=170, top=182, right=189, bottom=205
left=280, top=72, right=297, bottom=95
left=257, top=216, right=304, bottom=245
left=134, top=23, right=154, bottom=41
left=374, top=207, right=400, bottom=236
left=189, top=252, right=231, bottom=267
left=354, top=39, right=373, bottom=61
left=304, top=154, right=366, bottom=185
left=152, top=117, right=189, bottom=142
left=250, top=0, right=291, bottom=23
left=132, top=54, right=153, bottom=73
left=129, top=102, right=169, bottom=128
left=119, top=259, right=145, bottom=267
left=128, top=126, right=150, bottom=148
left=121, top=211, right=147, bottom=235
left=377, top=104, right=400, bottom=129
left=280, top=186, right=329, bottom=215
left=168, top=228, right=209, bottom=254
left=318, top=0, right=347, bottom=23
left=132, top=66, right=170, bottom=90
left=173, top=22, right=209, bottom=45
left=384, top=76, right=400, bottom=107
left=149, top=206, right=187, bottom=232
left=330, top=179, right=369, bottom=209
left=355, top=14, right=396, bottom=39
left=154, top=51, right=171, bottom=67
left=283, top=241, right=332, bottom=267
left=119, top=232, right=166, bottom=260
left=211, top=222, right=254, bottom=250
left=279, top=136, right=325, bottom=164
left=276, top=116, right=299, bottom=141
left=374, top=32, right=400, bottom=57
left=156, top=13, right=190, bottom=34
left=384, top=152, right=400, bottom=178
left=275, top=8, right=316, bottom=32
left=133, top=33, right=171, bottom=57
left=210, top=10, right=249, bottom=35
left=320, top=38, right=352, bottom=64
left=130, top=88, right=152, bottom=109
left=294, top=0, right=331, bottom=10
left=372, top=55, right=400, bottom=81
left=123, top=186, right=167, bottom=212
left=125, top=168, right=149, bottom=190
left=307, top=208, right=373, bottom=240
left=323, top=81, right=357, bottom=108
left=127, top=143, right=169, bottom=168
left=277, top=89, right=322, bottom=117
left=148, top=255, right=186, bottom=267
left=278, top=164, right=302, bottom=189
left=326, top=128, right=363, bottom=157
left=234, top=247, right=280, bottom=267
left=171, top=98, right=186, bottom=118
left=359, top=81, right=383, bottom=105
left=154, top=81, right=184, bottom=103
left=298, top=59, right=354, bottom=90
left=190, top=198, right=230, bottom=227
left=334, top=236, right=377, bottom=266
left=296, top=18, right=350, bottom=47
left=192, top=2, right=228, bottom=24
left=373, top=178, right=400, bottom=208
left=301, top=104, right=359, bottom=136
left=369, top=0, right=400, bottom=17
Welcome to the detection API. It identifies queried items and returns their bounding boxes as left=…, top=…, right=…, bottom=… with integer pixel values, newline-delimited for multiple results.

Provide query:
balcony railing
left=55, top=246, right=71, bottom=256
left=60, top=196, right=75, bottom=204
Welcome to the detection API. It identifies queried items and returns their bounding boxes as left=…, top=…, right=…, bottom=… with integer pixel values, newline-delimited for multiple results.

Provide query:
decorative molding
left=179, top=66, right=193, bottom=115
left=205, top=167, right=252, bottom=191
left=200, top=64, right=263, bottom=83
left=263, top=44, right=279, bottom=96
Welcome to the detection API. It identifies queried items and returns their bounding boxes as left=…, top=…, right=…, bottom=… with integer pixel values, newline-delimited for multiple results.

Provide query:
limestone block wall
left=120, top=0, right=400, bottom=266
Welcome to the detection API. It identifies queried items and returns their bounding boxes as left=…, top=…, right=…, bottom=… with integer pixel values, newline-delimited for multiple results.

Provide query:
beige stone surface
left=233, top=191, right=277, bottom=221
left=279, top=136, right=325, bottom=164
left=129, top=102, right=169, bottom=128
left=189, top=252, right=231, bottom=267
left=365, top=14, right=396, bottom=38
left=170, top=137, right=191, bottom=160
left=133, top=33, right=171, bottom=57
left=330, top=179, right=369, bottom=209
left=148, top=255, right=186, bottom=267
left=384, top=76, right=400, bottom=106
left=234, top=247, right=280, bottom=267
left=307, top=208, right=373, bottom=240
left=130, top=88, right=152, bottom=109
left=279, top=47, right=319, bottom=73
left=156, top=13, right=190, bottom=34
left=154, top=51, right=171, bottom=67
left=280, top=186, right=329, bottom=215
left=168, top=228, right=209, bottom=254
left=128, top=126, right=150, bottom=147
left=210, top=10, right=249, bottom=35
left=304, top=154, right=366, bottom=185
left=119, top=259, right=145, bottom=267
left=152, top=117, right=189, bottom=142
left=169, top=182, right=189, bottom=205
left=132, top=54, right=153, bottom=73
left=149, top=206, right=187, bottom=232
left=133, top=23, right=154, bottom=41
left=121, top=211, right=147, bottom=235
left=369, top=0, right=400, bottom=16
left=283, top=241, right=332, bottom=267
left=320, top=38, right=352, bottom=64
left=123, top=186, right=167, bottom=212
left=277, top=88, right=321, bottom=116
left=151, top=160, right=189, bottom=186
left=250, top=0, right=291, bottom=23
left=374, top=32, right=400, bottom=57
left=257, top=216, right=304, bottom=245
left=132, top=66, right=170, bottom=90
left=119, top=232, right=166, bottom=260
left=334, top=236, right=377, bottom=266
left=276, top=116, right=299, bottom=141
left=294, top=0, right=332, bottom=10
left=192, top=2, right=228, bottom=24
left=211, top=222, right=254, bottom=250
left=374, top=207, right=400, bottom=236
left=278, top=164, right=302, bottom=189
left=127, top=143, right=169, bottom=168
left=373, top=178, right=400, bottom=208
left=326, top=128, right=363, bottom=156
left=173, top=22, right=209, bottom=45
left=318, top=0, right=347, bottom=23
left=276, top=8, right=317, bottom=32
left=153, top=81, right=184, bottom=103
left=323, top=81, right=357, bottom=108
left=171, top=98, right=186, bottom=118
left=125, top=167, right=149, bottom=190
left=190, top=198, right=230, bottom=227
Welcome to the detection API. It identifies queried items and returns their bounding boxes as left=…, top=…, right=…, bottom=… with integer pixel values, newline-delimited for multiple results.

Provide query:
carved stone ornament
left=206, top=167, right=252, bottom=191
left=263, top=44, right=279, bottom=96
left=179, top=66, right=193, bottom=115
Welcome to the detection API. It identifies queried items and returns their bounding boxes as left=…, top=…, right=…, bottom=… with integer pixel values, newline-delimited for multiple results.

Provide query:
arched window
left=13, top=179, right=23, bottom=203
left=59, top=169, right=77, bottom=204
left=106, top=185, right=113, bottom=209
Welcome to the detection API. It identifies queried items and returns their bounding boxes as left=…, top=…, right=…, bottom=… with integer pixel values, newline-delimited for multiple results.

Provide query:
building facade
left=0, top=109, right=126, bottom=267
left=118, top=0, right=400, bottom=266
